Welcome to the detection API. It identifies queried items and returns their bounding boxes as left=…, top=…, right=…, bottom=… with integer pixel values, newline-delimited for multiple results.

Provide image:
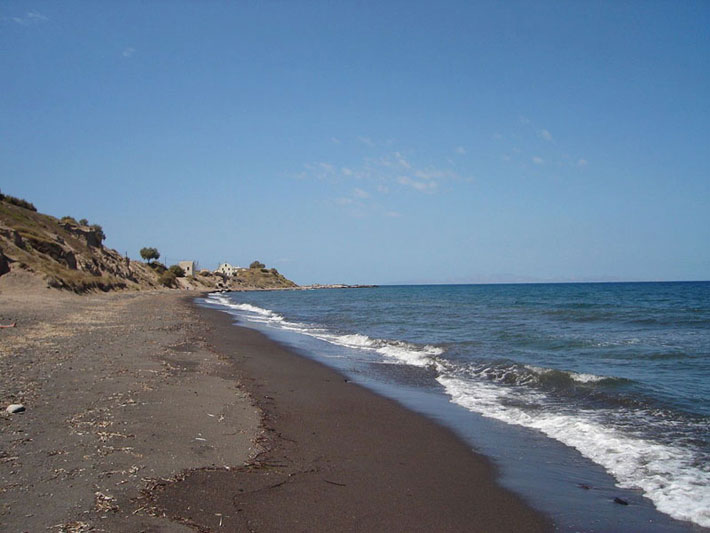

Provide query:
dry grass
left=0, top=200, right=152, bottom=292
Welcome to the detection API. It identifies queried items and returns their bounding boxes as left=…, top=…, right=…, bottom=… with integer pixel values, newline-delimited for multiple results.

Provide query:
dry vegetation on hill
left=230, top=266, right=299, bottom=289
left=0, top=195, right=298, bottom=293
left=0, top=199, right=160, bottom=292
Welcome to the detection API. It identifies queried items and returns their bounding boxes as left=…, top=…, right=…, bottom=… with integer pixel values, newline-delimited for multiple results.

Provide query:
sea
left=201, top=282, right=710, bottom=531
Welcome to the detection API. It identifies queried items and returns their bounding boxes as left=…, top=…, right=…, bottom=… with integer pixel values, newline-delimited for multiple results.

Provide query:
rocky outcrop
left=22, top=234, right=78, bottom=269
left=61, top=223, right=103, bottom=248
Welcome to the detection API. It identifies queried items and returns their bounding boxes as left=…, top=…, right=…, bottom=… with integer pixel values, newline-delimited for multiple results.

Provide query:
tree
left=79, top=218, right=88, bottom=226
left=250, top=260, right=266, bottom=269
left=140, top=247, right=160, bottom=263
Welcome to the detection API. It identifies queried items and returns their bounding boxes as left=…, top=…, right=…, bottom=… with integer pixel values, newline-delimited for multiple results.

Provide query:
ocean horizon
left=203, top=281, right=709, bottom=531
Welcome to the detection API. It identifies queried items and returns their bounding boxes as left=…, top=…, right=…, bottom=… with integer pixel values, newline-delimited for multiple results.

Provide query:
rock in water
left=613, top=497, right=629, bottom=506
left=6, top=404, right=25, bottom=414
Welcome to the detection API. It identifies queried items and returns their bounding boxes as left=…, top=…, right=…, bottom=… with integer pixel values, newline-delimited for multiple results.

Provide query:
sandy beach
left=1, top=287, right=260, bottom=532
left=1, top=286, right=550, bottom=532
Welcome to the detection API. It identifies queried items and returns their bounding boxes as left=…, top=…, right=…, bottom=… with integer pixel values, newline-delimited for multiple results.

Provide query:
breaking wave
left=206, top=293, right=442, bottom=367
left=438, top=374, right=710, bottom=528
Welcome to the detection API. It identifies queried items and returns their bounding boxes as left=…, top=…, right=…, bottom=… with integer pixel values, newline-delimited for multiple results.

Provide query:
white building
left=178, top=261, right=195, bottom=277
left=215, top=262, right=240, bottom=277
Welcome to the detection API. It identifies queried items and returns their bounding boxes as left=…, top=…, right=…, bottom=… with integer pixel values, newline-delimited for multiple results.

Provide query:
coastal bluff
left=0, top=195, right=298, bottom=293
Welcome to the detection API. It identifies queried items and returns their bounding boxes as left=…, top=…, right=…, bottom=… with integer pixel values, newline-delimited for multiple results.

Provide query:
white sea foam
left=569, top=372, right=606, bottom=383
left=318, top=332, right=375, bottom=349
left=438, top=375, right=710, bottom=528
left=375, top=342, right=442, bottom=367
left=303, top=331, right=441, bottom=368
left=206, top=294, right=442, bottom=368
left=207, top=294, right=285, bottom=321
left=524, top=364, right=607, bottom=383
left=595, top=337, right=641, bottom=347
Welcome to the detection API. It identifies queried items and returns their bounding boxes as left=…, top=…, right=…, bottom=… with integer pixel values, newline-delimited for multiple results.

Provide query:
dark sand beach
left=1, top=286, right=550, bottom=531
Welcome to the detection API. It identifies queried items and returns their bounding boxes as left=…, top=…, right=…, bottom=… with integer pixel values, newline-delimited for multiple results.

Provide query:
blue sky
left=2, top=1, right=708, bottom=285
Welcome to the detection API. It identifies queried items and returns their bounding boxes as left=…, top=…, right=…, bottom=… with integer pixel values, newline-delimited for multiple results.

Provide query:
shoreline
left=148, top=298, right=551, bottom=531
left=201, top=286, right=710, bottom=532
left=1, top=287, right=549, bottom=531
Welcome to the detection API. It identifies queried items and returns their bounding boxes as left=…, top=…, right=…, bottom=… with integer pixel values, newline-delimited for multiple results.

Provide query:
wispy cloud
left=10, top=10, right=48, bottom=25
left=372, top=152, right=466, bottom=192
left=298, top=161, right=339, bottom=181
left=297, top=138, right=472, bottom=217
left=539, top=129, right=553, bottom=142
left=496, top=118, right=591, bottom=175
left=333, top=189, right=372, bottom=218
left=455, top=146, right=467, bottom=155
left=357, top=136, right=375, bottom=147
left=396, top=152, right=411, bottom=169
left=122, top=47, right=136, bottom=58
left=398, top=176, right=438, bottom=193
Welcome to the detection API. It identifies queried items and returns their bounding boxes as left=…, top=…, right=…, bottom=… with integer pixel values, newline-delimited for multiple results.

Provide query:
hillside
left=0, top=197, right=161, bottom=292
left=224, top=266, right=298, bottom=289
left=0, top=194, right=298, bottom=293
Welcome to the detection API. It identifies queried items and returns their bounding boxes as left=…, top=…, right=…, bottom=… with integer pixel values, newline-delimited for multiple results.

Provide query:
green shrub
left=90, top=224, right=105, bottom=242
left=169, top=264, right=185, bottom=277
left=148, top=261, right=167, bottom=273
left=250, top=260, right=266, bottom=269
left=140, top=247, right=160, bottom=263
left=158, top=270, right=177, bottom=287
left=79, top=218, right=88, bottom=226
left=60, top=216, right=78, bottom=225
